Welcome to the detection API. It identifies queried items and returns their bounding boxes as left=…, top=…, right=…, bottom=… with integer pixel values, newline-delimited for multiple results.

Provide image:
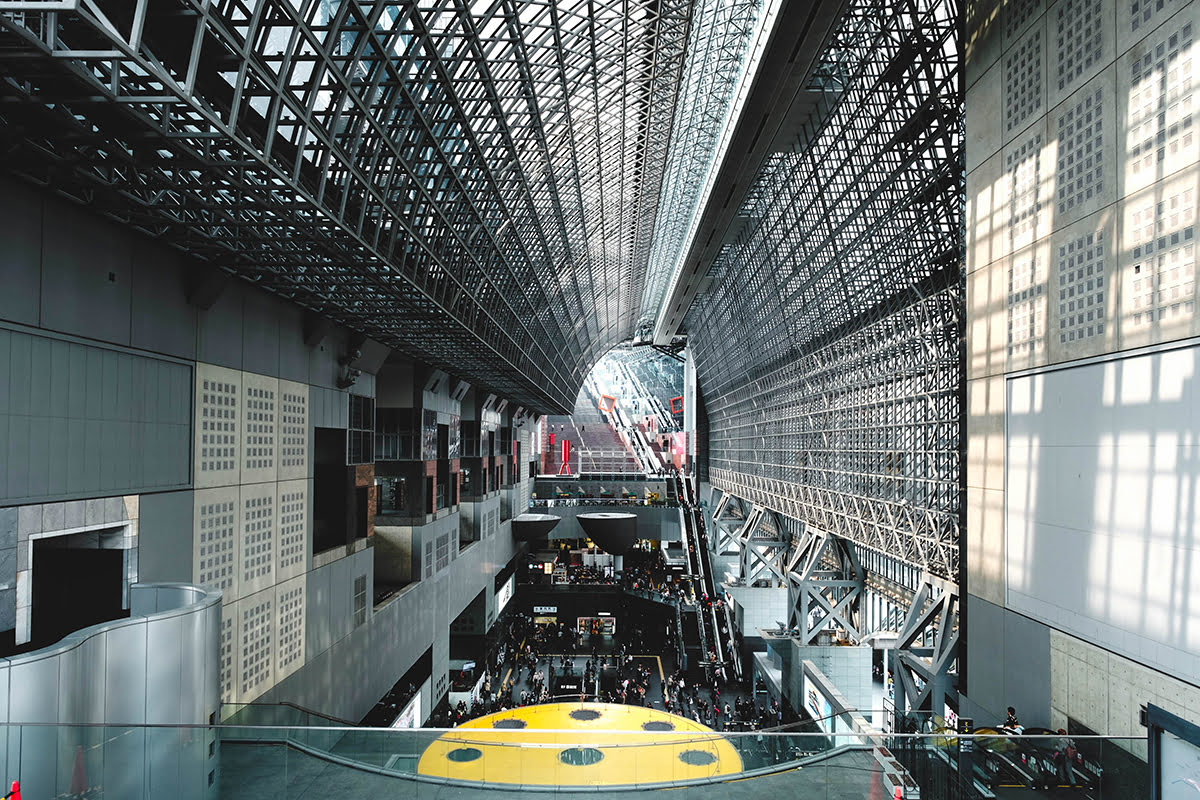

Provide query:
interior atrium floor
left=416, top=702, right=742, bottom=786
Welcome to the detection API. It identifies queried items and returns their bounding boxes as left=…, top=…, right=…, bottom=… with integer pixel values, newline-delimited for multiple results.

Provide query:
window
left=347, top=394, right=375, bottom=464
left=353, top=575, right=367, bottom=627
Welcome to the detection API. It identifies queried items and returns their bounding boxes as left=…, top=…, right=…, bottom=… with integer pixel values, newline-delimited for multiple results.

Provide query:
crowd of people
left=426, top=624, right=665, bottom=727
left=621, top=548, right=688, bottom=603
left=657, top=670, right=793, bottom=731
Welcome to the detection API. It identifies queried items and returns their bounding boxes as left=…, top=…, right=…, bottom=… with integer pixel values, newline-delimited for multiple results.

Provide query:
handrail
left=0, top=720, right=1145, bottom=740
left=223, top=701, right=358, bottom=727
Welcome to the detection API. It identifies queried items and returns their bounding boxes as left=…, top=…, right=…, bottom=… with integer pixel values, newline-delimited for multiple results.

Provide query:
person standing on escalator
left=1056, top=729, right=1078, bottom=788
left=1004, top=706, right=1020, bottom=729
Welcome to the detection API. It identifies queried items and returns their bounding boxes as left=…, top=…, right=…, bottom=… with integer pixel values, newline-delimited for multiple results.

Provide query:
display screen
left=392, top=692, right=422, bottom=729
left=577, top=616, right=617, bottom=635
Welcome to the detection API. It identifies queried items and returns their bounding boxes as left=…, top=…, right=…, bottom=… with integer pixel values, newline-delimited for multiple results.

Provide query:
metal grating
left=684, top=0, right=963, bottom=579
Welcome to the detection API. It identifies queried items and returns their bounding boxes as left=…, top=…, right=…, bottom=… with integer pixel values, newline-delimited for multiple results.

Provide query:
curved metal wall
left=0, top=582, right=221, bottom=800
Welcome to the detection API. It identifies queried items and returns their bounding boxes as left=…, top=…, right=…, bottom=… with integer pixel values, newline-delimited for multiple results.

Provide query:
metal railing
left=0, top=718, right=1147, bottom=798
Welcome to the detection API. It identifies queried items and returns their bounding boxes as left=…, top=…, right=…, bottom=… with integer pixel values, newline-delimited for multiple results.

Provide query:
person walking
left=1056, top=729, right=1078, bottom=788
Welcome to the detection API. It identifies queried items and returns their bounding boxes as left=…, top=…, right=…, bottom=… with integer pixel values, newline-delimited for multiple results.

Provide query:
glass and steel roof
left=0, top=0, right=764, bottom=412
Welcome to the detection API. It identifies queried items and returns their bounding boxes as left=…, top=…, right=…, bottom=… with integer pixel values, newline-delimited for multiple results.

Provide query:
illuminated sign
left=392, top=691, right=422, bottom=729
left=496, top=575, right=515, bottom=615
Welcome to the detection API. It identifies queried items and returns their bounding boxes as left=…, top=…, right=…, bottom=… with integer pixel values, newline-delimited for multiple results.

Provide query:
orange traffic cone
left=7, top=780, right=19, bottom=800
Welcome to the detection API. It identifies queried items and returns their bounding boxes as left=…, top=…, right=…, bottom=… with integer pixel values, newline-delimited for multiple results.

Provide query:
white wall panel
left=194, top=364, right=241, bottom=490
left=240, top=372, right=278, bottom=485
left=193, top=488, right=239, bottom=599
left=238, top=588, right=274, bottom=702
left=276, top=479, right=308, bottom=582
left=278, top=379, right=308, bottom=481
left=275, top=574, right=306, bottom=682
left=239, top=483, right=276, bottom=598
left=1006, top=342, right=1200, bottom=684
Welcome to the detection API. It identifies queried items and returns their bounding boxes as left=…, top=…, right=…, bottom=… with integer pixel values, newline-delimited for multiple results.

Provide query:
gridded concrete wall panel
left=1118, top=167, right=1200, bottom=347
left=1047, top=211, right=1119, bottom=362
left=193, top=364, right=242, bottom=490
left=275, top=479, right=308, bottom=582
left=238, top=588, right=275, bottom=702
left=1005, top=124, right=1052, bottom=254
left=1052, top=68, right=1117, bottom=228
left=1005, top=0, right=1046, bottom=43
left=239, top=483, right=276, bottom=599
left=1118, top=0, right=1191, bottom=52
left=219, top=604, right=238, bottom=706
left=1118, top=14, right=1199, bottom=197
left=277, top=379, right=308, bottom=481
left=1007, top=241, right=1052, bottom=367
left=275, top=574, right=306, bottom=683
left=1005, top=24, right=1048, bottom=139
left=240, top=372, right=278, bottom=485
left=1048, top=0, right=1112, bottom=107
left=192, top=488, right=239, bottom=598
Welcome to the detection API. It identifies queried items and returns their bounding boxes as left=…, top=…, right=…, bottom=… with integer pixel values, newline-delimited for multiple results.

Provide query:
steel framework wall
left=686, top=0, right=963, bottom=579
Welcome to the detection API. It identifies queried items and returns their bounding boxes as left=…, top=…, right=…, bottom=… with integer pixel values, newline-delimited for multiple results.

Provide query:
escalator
left=665, top=477, right=679, bottom=506
left=672, top=471, right=742, bottom=684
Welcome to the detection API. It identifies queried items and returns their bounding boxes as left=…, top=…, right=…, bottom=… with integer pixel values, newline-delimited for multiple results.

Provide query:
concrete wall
left=0, top=173, right=536, bottom=730
left=261, top=514, right=521, bottom=722
left=786, top=644, right=873, bottom=721
left=965, top=0, right=1200, bottom=743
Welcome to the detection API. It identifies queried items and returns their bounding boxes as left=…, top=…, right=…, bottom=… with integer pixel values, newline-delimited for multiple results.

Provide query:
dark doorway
left=31, top=536, right=126, bottom=649
left=355, top=486, right=370, bottom=538
left=313, top=426, right=349, bottom=553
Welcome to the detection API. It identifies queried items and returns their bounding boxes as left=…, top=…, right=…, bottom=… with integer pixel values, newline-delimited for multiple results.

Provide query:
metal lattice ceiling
left=0, top=0, right=763, bottom=413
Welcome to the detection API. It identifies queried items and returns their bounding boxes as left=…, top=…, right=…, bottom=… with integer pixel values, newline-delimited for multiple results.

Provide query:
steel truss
left=0, top=0, right=702, bottom=413
left=736, top=505, right=790, bottom=587
left=786, top=527, right=864, bottom=644
left=711, top=490, right=744, bottom=557
left=893, top=573, right=958, bottom=714
left=685, top=0, right=962, bottom=579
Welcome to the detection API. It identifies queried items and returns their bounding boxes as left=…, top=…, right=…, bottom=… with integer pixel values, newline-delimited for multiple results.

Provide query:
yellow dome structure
left=416, top=702, right=744, bottom=787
